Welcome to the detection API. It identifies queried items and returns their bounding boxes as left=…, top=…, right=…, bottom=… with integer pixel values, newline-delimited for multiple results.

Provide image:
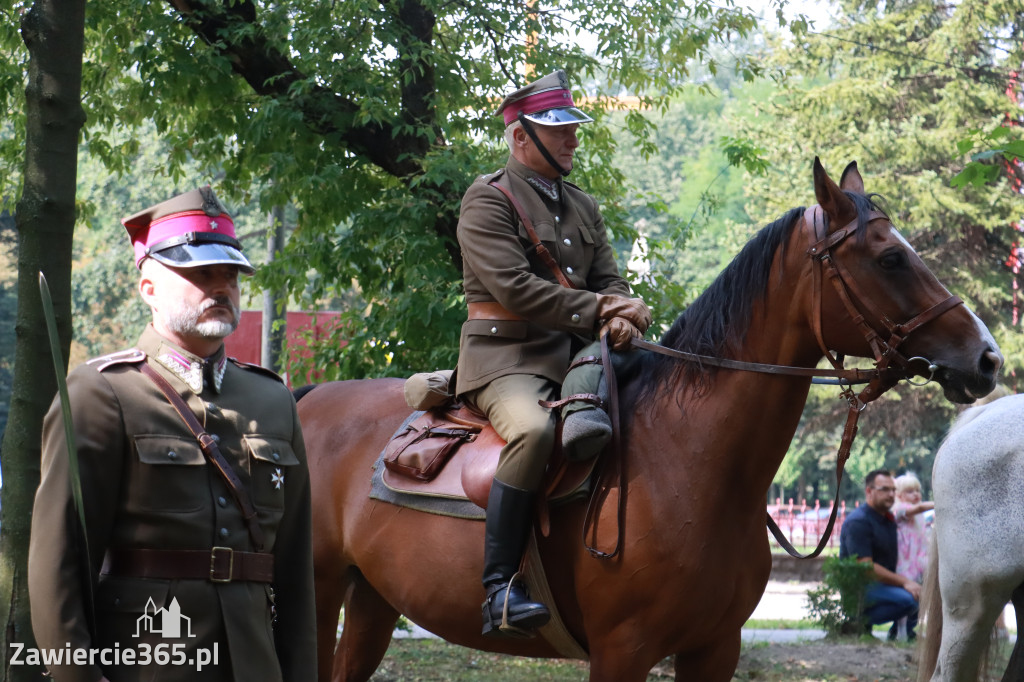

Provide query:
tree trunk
left=261, top=205, right=286, bottom=373
left=0, top=1, right=85, bottom=679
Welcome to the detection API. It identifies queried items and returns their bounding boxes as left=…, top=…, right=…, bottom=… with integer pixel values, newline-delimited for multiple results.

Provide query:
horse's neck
left=631, top=297, right=822, bottom=512
left=634, top=374, right=812, bottom=497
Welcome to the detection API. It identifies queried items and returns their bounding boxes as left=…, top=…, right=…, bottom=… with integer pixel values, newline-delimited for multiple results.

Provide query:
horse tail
left=917, top=533, right=942, bottom=682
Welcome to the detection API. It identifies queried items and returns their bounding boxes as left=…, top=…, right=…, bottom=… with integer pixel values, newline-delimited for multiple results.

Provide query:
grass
left=744, top=618, right=819, bottom=630
left=768, top=541, right=841, bottom=556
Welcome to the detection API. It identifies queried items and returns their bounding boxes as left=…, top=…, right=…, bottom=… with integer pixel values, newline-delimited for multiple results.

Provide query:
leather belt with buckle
left=101, top=547, right=274, bottom=583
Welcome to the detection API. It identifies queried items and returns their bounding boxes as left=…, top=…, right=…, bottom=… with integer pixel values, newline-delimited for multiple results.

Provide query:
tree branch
left=165, top=0, right=431, bottom=178
left=165, top=0, right=463, bottom=268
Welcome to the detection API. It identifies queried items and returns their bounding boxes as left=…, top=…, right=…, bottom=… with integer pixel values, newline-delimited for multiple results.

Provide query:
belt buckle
left=209, top=546, right=234, bottom=583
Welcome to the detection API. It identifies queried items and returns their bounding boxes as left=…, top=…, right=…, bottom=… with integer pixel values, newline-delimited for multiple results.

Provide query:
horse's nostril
left=981, top=348, right=1003, bottom=376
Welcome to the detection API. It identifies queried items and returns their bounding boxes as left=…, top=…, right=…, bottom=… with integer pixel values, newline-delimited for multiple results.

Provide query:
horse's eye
left=878, top=251, right=905, bottom=270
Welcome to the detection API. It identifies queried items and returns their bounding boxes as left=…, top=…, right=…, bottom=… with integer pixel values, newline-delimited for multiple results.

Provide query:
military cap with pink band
left=121, top=186, right=254, bottom=274
left=494, top=70, right=594, bottom=127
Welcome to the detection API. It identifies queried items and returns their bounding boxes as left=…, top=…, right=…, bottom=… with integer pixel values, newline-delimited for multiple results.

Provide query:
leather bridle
left=803, top=204, right=963, bottom=405
left=594, top=204, right=964, bottom=560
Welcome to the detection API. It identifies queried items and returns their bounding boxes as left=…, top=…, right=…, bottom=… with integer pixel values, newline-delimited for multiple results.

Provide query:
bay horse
left=918, top=390, right=1024, bottom=682
left=298, top=158, right=1001, bottom=682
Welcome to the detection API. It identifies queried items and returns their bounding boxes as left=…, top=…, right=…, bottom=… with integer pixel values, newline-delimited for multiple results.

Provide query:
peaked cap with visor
left=495, top=70, right=593, bottom=176
left=121, top=186, right=254, bottom=274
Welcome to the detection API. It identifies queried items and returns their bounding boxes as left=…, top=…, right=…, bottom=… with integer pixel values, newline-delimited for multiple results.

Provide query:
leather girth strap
left=139, top=363, right=267, bottom=552
left=489, top=180, right=576, bottom=289
left=103, top=547, right=273, bottom=583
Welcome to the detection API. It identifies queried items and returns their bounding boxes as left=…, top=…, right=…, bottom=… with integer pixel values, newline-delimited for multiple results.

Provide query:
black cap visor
left=522, top=106, right=594, bottom=126
left=148, top=242, right=255, bottom=275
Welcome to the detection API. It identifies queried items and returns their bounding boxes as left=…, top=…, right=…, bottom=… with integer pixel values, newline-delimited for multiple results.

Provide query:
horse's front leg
left=672, top=633, right=742, bottom=682
left=584, top=628, right=670, bottom=682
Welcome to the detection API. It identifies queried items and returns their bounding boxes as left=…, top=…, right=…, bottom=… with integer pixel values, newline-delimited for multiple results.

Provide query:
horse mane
left=293, top=384, right=319, bottom=402
left=632, top=192, right=885, bottom=403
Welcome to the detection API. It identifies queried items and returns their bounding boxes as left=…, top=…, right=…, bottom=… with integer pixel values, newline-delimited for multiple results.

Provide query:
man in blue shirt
left=839, top=469, right=920, bottom=640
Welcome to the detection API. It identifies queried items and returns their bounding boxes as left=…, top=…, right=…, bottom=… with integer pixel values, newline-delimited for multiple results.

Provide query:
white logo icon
left=134, top=597, right=196, bottom=639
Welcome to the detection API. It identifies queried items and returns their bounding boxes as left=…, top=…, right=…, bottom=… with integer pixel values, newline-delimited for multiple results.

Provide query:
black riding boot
left=481, top=480, right=551, bottom=637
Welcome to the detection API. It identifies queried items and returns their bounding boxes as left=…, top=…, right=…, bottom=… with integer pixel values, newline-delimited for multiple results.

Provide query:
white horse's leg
left=933, top=578, right=1009, bottom=682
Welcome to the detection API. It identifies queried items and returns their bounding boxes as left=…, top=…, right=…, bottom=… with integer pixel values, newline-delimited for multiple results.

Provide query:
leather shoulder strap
left=488, top=179, right=576, bottom=289
left=139, top=363, right=266, bottom=551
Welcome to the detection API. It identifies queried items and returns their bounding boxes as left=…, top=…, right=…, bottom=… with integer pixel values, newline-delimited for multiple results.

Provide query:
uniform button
left=218, top=496, right=228, bottom=508
left=205, top=402, right=218, bottom=412
left=571, top=313, right=581, bottom=323
left=272, top=452, right=281, bottom=462
left=167, top=451, right=178, bottom=460
left=490, top=326, right=498, bottom=334
left=563, top=238, right=571, bottom=246
left=566, top=266, right=574, bottom=275
left=555, top=216, right=561, bottom=223
left=219, top=528, right=229, bottom=538
left=210, top=434, right=220, bottom=443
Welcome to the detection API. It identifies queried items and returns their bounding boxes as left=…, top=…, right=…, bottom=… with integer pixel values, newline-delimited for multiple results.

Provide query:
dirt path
left=731, top=639, right=918, bottom=681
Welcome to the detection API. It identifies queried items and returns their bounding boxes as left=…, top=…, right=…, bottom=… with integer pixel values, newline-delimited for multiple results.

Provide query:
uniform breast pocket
left=131, top=435, right=208, bottom=513
left=243, top=436, right=299, bottom=511
left=523, top=220, right=557, bottom=245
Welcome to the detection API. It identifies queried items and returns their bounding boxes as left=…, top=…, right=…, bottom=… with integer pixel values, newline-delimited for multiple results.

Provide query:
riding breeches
left=466, top=373, right=559, bottom=491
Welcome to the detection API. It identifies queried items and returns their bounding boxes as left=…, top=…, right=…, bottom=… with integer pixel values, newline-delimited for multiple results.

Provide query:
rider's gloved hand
left=600, top=317, right=642, bottom=351
left=596, top=294, right=652, bottom=334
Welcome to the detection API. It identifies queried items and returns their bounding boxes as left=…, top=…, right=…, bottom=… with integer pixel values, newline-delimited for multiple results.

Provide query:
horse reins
left=615, top=204, right=964, bottom=560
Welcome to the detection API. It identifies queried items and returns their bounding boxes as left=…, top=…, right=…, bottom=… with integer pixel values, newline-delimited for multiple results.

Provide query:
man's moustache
left=201, top=298, right=239, bottom=316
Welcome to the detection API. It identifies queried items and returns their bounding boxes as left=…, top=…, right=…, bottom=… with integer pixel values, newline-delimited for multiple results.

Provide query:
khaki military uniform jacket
left=28, top=325, right=316, bottom=682
left=456, top=156, right=632, bottom=395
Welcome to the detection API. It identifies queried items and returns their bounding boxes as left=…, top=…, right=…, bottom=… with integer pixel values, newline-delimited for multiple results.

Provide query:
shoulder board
left=87, top=348, right=148, bottom=372
left=479, top=168, right=505, bottom=184
left=228, top=357, right=285, bottom=384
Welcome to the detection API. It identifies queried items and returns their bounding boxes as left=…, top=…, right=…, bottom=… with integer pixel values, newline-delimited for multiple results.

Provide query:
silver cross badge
left=271, top=467, right=284, bottom=490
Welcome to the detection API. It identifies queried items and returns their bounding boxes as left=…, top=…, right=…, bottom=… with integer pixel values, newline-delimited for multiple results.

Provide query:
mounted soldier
left=454, top=70, right=652, bottom=637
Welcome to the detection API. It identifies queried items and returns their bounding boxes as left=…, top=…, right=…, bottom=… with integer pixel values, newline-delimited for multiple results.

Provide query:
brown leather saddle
left=380, top=403, right=598, bottom=513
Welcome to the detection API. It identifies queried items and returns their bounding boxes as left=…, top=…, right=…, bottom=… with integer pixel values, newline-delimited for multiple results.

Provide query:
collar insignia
left=210, top=357, right=227, bottom=393
left=156, top=351, right=227, bottom=394
left=527, top=175, right=560, bottom=202
left=157, top=351, right=204, bottom=394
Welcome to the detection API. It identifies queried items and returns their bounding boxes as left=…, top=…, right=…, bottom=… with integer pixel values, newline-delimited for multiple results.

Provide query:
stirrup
left=499, top=572, right=538, bottom=638
left=482, top=572, right=546, bottom=639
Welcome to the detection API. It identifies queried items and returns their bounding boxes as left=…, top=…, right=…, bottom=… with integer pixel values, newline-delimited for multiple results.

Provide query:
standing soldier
left=455, top=70, right=652, bottom=637
left=28, top=187, right=316, bottom=681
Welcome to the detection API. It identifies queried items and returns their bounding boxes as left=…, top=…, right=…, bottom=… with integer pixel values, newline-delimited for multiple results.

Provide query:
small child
left=893, top=472, right=934, bottom=583
left=891, top=472, right=934, bottom=641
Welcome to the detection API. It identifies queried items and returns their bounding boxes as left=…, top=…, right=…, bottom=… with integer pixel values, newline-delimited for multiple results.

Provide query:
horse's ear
left=813, top=157, right=856, bottom=229
left=839, top=161, right=866, bottom=194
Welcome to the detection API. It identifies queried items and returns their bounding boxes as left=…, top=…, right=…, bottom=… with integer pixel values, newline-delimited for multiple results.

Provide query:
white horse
left=919, top=389, right=1023, bottom=682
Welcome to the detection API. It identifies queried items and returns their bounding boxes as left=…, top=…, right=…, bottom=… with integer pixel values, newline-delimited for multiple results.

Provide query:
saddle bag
left=383, top=409, right=483, bottom=482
